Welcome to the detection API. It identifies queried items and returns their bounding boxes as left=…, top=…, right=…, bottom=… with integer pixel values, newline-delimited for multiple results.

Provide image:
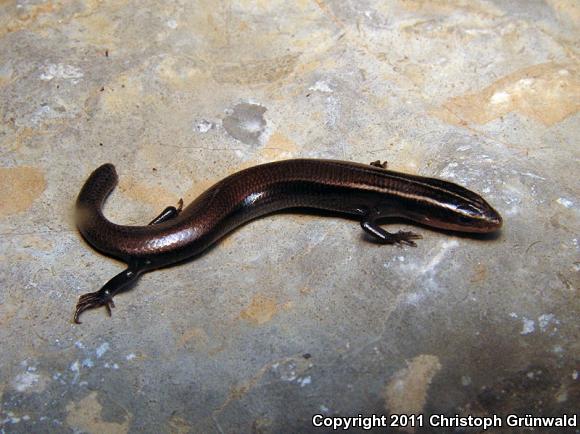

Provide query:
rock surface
left=0, top=0, right=578, bottom=432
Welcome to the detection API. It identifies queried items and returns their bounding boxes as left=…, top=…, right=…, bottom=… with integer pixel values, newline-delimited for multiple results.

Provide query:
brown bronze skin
left=73, top=159, right=502, bottom=323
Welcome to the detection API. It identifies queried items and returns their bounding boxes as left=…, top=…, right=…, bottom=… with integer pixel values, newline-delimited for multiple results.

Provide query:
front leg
left=370, top=160, right=388, bottom=169
left=361, top=214, right=422, bottom=247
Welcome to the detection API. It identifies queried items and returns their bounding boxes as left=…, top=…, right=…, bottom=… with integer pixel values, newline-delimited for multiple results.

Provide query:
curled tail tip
left=94, top=163, right=117, bottom=177
left=76, top=163, right=119, bottom=214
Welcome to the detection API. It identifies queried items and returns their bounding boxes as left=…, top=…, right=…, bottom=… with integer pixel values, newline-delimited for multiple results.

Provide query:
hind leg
left=148, top=198, right=184, bottom=225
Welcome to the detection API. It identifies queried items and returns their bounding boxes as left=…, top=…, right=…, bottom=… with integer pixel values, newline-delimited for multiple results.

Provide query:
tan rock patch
left=66, top=392, right=131, bottom=434
left=384, top=354, right=442, bottom=433
left=240, top=294, right=279, bottom=325
left=0, top=166, right=46, bottom=217
left=441, top=63, right=579, bottom=126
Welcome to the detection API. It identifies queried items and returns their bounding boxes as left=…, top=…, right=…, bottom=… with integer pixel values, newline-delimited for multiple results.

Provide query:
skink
left=73, top=159, right=502, bottom=323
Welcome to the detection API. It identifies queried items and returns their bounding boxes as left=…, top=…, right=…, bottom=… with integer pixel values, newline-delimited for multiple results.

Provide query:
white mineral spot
left=8, top=415, right=21, bottom=424
left=81, top=358, right=94, bottom=368
left=520, top=318, right=535, bottom=335
left=309, top=80, right=333, bottom=93
left=538, top=313, right=558, bottom=332
left=325, top=95, right=340, bottom=127
left=461, top=375, right=472, bottom=386
left=559, top=69, right=570, bottom=76
left=40, top=64, right=83, bottom=82
left=490, top=91, right=511, bottom=104
left=405, top=292, right=422, bottom=304
left=96, top=342, right=110, bottom=358
left=319, top=405, right=330, bottom=413
left=166, top=19, right=178, bottom=29
left=275, top=361, right=298, bottom=382
left=241, top=118, right=264, bottom=133
left=11, top=372, right=41, bottom=392
left=521, top=172, right=545, bottom=180
left=70, top=360, right=81, bottom=383
left=195, top=120, right=213, bottom=133
left=439, top=161, right=459, bottom=178
left=573, top=371, right=578, bottom=380
left=30, top=105, right=51, bottom=125
left=556, top=197, right=574, bottom=208
left=126, top=353, right=136, bottom=361
left=421, top=240, right=458, bottom=274
left=517, top=78, right=535, bottom=88
left=298, top=376, right=312, bottom=387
